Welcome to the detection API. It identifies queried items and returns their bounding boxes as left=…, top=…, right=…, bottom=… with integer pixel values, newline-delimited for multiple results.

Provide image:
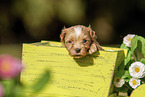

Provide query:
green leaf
left=131, top=35, right=138, bottom=54
left=138, top=36, right=145, bottom=56
left=120, top=43, right=128, bottom=49
left=118, top=50, right=133, bottom=70
left=115, top=70, right=125, bottom=78
left=115, top=70, right=131, bottom=79
left=134, top=48, right=144, bottom=61
left=1, top=79, right=15, bottom=97
left=125, top=60, right=134, bottom=70
left=124, top=78, right=130, bottom=82
left=13, top=85, right=24, bottom=97
left=124, top=50, right=132, bottom=65
left=118, top=60, right=126, bottom=70
left=131, top=35, right=145, bottom=57
left=121, top=71, right=131, bottom=79
left=31, top=70, right=51, bottom=92
left=141, top=58, right=145, bottom=64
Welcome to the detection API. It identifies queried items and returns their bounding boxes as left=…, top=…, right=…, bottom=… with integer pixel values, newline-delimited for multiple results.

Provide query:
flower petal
left=123, top=34, right=135, bottom=47
left=0, top=54, right=23, bottom=79
left=129, top=78, right=140, bottom=89
left=129, top=62, right=145, bottom=78
left=113, top=76, right=125, bottom=87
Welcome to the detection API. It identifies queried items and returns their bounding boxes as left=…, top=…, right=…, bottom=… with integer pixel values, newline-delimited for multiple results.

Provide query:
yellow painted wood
left=130, top=84, right=145, bottom=97
left=21, top=41, right=127, bottom=97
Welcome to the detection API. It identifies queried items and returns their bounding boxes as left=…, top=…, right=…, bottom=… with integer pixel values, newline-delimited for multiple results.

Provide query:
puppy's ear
left=88, top=26, right=103, bottom=54
left=60, top=26, right=67, bottom=46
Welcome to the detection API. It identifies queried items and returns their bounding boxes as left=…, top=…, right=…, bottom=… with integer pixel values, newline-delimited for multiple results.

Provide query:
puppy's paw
left=89, top=43, right=97, bottom=54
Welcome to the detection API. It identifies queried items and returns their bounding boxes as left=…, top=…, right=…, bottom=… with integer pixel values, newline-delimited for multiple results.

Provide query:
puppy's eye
left=82, top=39, right=87, bottom=43
left=68, top=41, right=72, bottom=43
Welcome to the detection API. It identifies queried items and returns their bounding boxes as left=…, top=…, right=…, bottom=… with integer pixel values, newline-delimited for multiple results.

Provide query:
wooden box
left=21, top=41, right=127, bottom=97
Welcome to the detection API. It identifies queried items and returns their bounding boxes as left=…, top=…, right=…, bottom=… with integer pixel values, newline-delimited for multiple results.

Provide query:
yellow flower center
left=132, top=80, right=137, bottom=85
left=135, top=67, right=140, bottom=73
left=1, top=61, right=11, bottom=72
left=128, top=38, right=132, bottom=41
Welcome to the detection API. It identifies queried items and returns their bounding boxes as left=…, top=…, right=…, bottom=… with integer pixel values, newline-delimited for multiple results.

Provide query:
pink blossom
left=0, top=83, right=4, bottom=97
left=0, top=54, right=23, bottom=79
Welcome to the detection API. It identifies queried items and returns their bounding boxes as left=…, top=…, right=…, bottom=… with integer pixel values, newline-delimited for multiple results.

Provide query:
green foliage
left=124, top=50, right=132, bottom=66
left=115, top=70, right=131, bottom=84
left=1, top=80, right=15, bottom=97
left=1, top=79, right=24, bottom=97
left=130, top=36, right=138, bottom=55
left=114, top=35, right=145, bottom=95
left=0, top=70, right=51, bottom=97
left=115, top=70, right=129, bottom=78
left=131, top=35, right=145, bottom=58
left=141, top=58, right=145, bottom=64
left=31, top=70, right=51, bottom=92
left=119, top=35, right=145, bottom=69
left=120, top=43, right=128, bottom=49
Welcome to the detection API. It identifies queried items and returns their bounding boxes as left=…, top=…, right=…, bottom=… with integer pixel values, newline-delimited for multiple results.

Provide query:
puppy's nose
left=76, top=48, right=81, bottom=53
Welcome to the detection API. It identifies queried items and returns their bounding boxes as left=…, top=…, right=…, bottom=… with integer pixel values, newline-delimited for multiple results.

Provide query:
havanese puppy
left=60, top=25, right=103, bottom=58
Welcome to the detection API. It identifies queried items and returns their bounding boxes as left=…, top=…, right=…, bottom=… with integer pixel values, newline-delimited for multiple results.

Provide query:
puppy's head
left=60, top=25, right=103, bottom=58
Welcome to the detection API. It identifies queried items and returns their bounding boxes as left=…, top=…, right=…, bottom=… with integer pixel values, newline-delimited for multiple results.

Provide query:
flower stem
left=125, top=83, right=133, bottom=91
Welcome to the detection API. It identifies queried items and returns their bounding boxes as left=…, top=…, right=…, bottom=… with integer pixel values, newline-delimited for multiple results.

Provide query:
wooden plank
left=21, top=41, right=126, bottom=97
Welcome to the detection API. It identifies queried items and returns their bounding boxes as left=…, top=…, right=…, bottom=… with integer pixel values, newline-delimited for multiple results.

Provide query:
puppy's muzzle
left=72, top=48, right=86, bottom=58
left=76, top=48, right=81, bottom=53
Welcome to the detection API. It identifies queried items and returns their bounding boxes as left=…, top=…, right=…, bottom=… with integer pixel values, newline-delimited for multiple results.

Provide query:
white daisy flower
left=129, top=62, right=145, bottom=78
left=123, top=34, right=135, bottom=47
left=113, top=76, right=125, bottom=87
left=129, top=78, right=140, bottom=89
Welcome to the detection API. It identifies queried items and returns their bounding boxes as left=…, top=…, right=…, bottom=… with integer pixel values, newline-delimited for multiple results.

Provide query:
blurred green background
left=1, top=0, right=145, bottom=57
